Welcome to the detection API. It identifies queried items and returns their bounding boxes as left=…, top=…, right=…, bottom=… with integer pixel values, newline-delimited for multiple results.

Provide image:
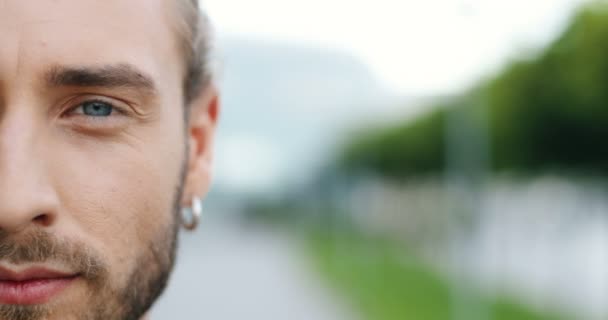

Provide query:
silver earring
left=181, top=197, right=203, bottom=231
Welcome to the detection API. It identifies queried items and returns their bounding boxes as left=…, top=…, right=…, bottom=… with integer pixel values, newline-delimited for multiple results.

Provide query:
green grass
left=307, top=230, right=568, bottom=320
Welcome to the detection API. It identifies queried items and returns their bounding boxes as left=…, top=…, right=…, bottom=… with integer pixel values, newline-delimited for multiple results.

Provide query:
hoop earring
left=181, top=197, right=203, bottom=231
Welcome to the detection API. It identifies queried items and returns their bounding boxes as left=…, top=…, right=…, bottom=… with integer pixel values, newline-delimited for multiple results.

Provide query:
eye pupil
left=83, top=101, right=113, bottom=117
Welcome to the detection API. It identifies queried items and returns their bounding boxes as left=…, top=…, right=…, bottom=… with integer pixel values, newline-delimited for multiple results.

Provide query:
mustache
left=0, top=230, right=107, bottom=282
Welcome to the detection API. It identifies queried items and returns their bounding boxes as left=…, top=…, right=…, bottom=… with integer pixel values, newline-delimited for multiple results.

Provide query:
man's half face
left=0, top=0, right=203, bottom=319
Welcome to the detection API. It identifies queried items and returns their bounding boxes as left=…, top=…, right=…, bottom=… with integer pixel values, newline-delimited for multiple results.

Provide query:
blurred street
left=150, top=211, right=355, bottom=320
left=155, top=2, right=608, bottom=319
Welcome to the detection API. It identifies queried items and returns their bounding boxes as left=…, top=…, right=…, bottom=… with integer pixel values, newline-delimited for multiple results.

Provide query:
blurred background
left=152, top=0, right=608, bottom=319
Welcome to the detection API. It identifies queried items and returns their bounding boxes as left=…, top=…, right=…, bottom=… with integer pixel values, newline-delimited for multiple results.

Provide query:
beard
left=0, top=164, right=186, bottom=320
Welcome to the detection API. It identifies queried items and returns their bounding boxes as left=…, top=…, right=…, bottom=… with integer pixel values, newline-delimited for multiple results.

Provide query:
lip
left=0, top=266, right=78, bottom=305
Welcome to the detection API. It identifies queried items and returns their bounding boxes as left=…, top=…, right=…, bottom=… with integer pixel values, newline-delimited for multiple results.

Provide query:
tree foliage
left=339, top=2, right=608, bottom=179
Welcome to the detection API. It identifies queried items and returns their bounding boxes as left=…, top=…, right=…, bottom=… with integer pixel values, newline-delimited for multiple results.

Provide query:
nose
left=0, top=108, right=59, bottom=234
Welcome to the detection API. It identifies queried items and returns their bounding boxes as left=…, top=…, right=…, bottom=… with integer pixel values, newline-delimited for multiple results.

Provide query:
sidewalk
left=151, top=213, right=356, bottom=320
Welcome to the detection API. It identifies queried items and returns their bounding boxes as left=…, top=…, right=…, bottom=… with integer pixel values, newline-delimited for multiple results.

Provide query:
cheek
left=48, top=127, right=185, bottom=273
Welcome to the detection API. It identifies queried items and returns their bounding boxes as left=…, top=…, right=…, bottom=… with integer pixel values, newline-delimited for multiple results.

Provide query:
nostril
left=33, top=213, right=53, bottom=227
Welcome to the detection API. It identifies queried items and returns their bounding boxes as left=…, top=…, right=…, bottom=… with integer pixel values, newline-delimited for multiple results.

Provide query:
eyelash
left=59, top=96, right=135, bottom=133
left=64, top=98, right=128, bottom=118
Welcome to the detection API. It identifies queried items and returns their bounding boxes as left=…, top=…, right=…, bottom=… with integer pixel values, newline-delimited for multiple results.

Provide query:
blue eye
left=80, top=101, right=114, bottom=117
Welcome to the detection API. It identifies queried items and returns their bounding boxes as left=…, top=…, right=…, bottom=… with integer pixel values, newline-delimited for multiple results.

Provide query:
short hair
left=175, top=0, right=212, bottom=105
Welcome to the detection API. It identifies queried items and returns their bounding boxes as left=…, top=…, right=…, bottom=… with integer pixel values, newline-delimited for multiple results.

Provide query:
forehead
left=0, top=0, right=182, bottom=92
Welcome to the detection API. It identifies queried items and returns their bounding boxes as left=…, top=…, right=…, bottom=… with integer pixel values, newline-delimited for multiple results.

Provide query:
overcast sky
left=205, top=0, right=587, bottom=96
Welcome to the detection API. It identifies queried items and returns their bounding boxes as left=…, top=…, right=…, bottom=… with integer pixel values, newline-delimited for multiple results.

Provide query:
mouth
left=0, top=266, right=79, bottom=305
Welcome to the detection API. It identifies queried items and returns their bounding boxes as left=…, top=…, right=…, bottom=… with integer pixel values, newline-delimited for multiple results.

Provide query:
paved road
left=150, top=213, right=356, bottom=320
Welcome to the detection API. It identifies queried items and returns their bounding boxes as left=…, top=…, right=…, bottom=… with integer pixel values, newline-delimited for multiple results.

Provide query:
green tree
left=339, top=2, right=608, bottom=179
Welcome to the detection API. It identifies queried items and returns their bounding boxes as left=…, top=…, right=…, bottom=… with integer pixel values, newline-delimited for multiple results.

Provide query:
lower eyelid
left=64, top=112, right=132, bottom=131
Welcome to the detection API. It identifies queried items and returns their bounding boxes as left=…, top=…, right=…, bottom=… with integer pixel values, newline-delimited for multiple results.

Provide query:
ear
left=181, top=84, right=220, bottom=207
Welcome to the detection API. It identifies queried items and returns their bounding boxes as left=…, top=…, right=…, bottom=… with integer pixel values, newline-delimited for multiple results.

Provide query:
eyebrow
left=45, top=63, right=157, bottom=94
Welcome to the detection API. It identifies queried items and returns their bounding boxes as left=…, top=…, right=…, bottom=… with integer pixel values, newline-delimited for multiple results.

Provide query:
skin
left=0, top=0, right=218, bottom=319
